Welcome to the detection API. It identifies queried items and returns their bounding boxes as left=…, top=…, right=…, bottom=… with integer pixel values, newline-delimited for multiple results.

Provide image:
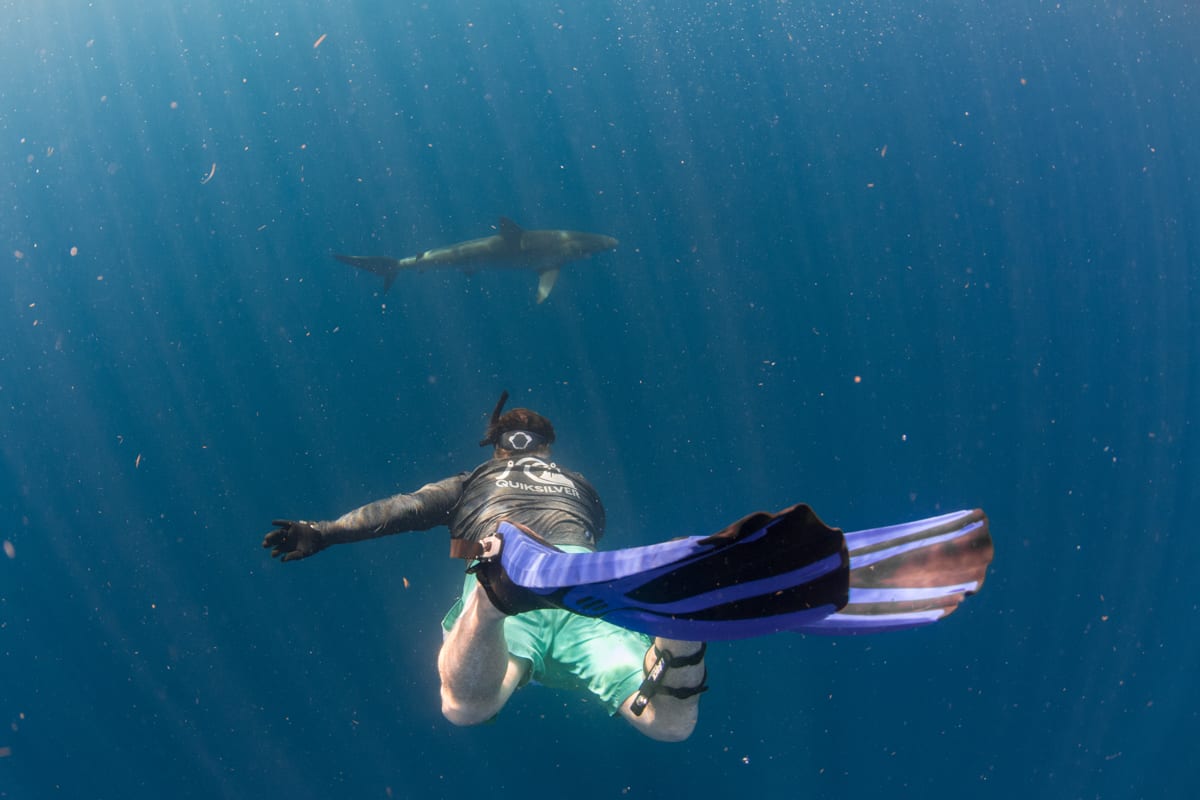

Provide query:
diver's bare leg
left=438, top=584, right=527, bottom=726
left=617, top=638, right=705, bottom=742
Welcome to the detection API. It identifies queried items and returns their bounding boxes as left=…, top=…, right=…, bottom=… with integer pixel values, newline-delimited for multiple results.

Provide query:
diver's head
left=479, top=390, right=555, bottom=458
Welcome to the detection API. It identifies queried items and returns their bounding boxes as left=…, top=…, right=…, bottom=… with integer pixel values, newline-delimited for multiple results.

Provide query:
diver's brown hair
left=479, top=391, right=556, bottom=447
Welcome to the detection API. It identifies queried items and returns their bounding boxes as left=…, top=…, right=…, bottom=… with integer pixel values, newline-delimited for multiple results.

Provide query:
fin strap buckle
left=630, top=644, right=709, bottom=717
left=477, top=534, right=503, bottom=560
left=453, top=534, right=503, bottom=563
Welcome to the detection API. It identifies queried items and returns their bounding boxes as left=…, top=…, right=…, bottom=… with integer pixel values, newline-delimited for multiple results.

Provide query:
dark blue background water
left=2, top=1, right=1197, bottom=797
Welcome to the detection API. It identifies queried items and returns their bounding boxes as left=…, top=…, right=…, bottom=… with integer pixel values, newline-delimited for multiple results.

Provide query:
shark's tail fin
left=333, top=254, right=401, bottom=293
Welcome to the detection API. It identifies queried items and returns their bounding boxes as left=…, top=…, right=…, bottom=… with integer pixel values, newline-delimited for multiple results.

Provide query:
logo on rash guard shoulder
left=495, top=457, right=581, bottom=497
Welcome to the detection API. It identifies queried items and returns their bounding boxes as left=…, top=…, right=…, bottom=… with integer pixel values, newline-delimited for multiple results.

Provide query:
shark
left=333, top=217, right=619, bottom=303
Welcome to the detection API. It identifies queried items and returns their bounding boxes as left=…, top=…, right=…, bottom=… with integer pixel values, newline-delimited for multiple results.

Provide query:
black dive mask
left=498, top=429, right=547, bottom=452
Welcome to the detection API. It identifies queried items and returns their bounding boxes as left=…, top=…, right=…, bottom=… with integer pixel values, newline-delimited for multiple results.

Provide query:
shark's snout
left=580, top=234, right=618, bottom=255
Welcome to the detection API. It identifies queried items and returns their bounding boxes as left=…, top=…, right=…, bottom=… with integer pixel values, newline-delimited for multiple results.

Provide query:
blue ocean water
left=2, top=1, right=1197, bottom=797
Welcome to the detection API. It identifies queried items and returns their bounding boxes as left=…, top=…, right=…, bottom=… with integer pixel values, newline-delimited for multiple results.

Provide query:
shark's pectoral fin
left=536, top=268, right=560, bottom=303
left=333, top=254, right=403, bottom=293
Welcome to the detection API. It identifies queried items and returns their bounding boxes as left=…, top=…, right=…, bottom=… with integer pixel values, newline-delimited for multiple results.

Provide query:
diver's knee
left=440, top=694, right=498, bottom=727
left=441, top=700, right=492, bottom=724
left=441, top=706, right=486, bottom=727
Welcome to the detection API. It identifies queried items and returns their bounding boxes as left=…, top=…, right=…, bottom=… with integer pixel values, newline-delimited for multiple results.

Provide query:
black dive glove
left=263, top=519, right=327, bottom=562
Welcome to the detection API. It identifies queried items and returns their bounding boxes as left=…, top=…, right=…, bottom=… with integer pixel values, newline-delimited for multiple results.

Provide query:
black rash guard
left=317, top=455, right=605, bottom=551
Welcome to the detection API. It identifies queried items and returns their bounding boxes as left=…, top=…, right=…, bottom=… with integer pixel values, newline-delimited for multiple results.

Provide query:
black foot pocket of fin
left=698, top=503, right=843, bottom=549
left=467, top=535, right=558, bottom=616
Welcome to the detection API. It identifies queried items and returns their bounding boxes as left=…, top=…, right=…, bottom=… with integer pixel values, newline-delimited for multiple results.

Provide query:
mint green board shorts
left=442, top=547, right=653, bottom=715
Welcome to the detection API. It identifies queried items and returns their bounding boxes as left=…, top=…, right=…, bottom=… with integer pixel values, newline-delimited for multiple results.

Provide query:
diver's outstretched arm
left=263, top=474, right=468, bottom=561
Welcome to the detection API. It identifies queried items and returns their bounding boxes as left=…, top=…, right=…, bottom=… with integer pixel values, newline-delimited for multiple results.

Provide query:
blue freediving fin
left=469, top=505, right=992, bottom=640
left=796, top=508, right=993, bottom=635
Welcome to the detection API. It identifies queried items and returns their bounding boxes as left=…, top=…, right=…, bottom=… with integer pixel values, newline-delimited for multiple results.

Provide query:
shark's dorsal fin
left=498, top=217, right=524, bottom=244
left=536, top=268, right=560, bottom=303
